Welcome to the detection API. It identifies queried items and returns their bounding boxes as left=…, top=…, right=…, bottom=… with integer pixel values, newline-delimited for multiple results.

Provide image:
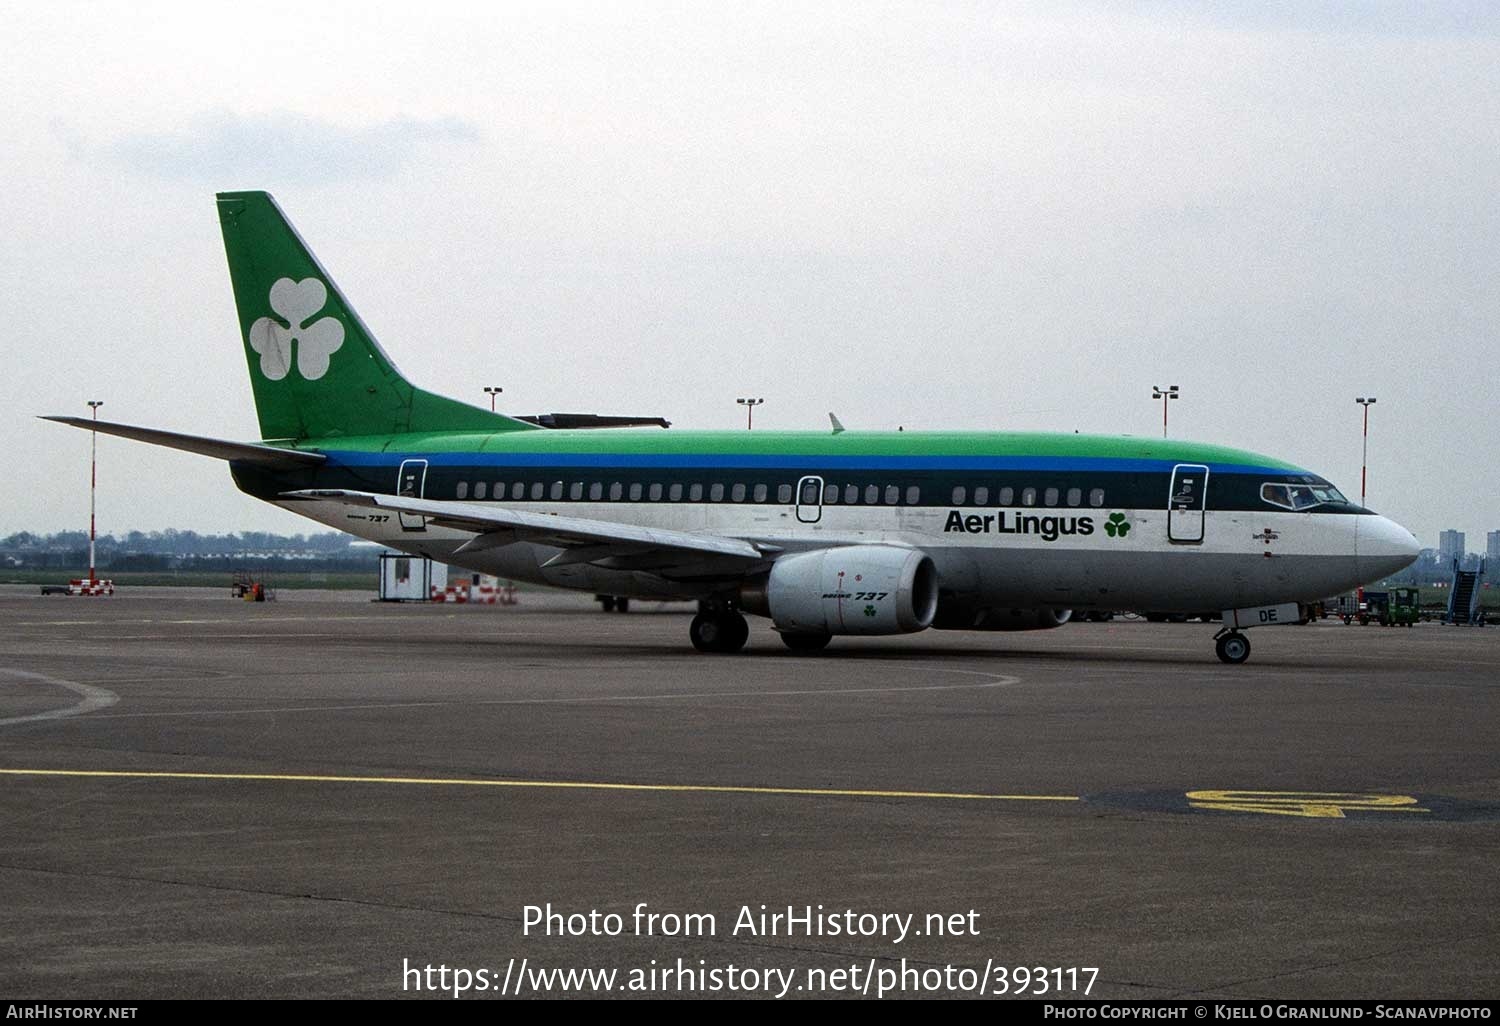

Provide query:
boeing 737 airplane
left=47, top=192, right=1420, bottom=662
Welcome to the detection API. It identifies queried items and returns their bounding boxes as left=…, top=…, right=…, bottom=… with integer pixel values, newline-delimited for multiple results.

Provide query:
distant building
left=1488, top=530, right=1500, bottom=566
left=1438, top=530, right=1466, bottom=567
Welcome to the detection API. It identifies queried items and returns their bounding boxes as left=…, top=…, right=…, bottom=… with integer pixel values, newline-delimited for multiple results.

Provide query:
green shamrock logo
left=863, top=604, right=877, bottom=617
left=1104, top=512, right=1131, bottom=538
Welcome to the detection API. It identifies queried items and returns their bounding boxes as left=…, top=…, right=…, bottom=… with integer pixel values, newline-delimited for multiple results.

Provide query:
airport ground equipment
left=51, top=579, right=114, bottom=596
left=1374, top=585, right=1416, bottom=624
left=378, top=554, right=444, bottom=601
left=1331, top=593, right=1359, bottom=623
left=1444, top=559, right=1486, bottom=625
left=1340, top=590, right=1416, bottom=626
left=231, top=569, right=274, bottom=601
left=1355, top=590, right=1388, bottom=626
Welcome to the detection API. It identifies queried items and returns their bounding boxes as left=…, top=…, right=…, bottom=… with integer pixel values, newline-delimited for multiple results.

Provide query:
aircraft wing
left=42, top=416, right=326, bottom=468
left=284, top=489, right=774, bottom=573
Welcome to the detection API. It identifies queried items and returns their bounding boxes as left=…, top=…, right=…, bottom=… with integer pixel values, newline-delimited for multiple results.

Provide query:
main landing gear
left=1213, top=629, right=1251, bottom=665
left=689, top=608, right=749, bottom=653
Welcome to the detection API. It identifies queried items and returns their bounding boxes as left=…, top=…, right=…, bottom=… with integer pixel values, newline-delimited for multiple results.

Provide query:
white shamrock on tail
left=248, top=278, right=345, bottom=380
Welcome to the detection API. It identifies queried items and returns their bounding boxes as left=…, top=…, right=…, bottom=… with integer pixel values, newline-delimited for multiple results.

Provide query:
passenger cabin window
left=512, top=482, right=525, bottom=500
left=569, top=482, right=583, bottom=500
left=974, top=486, right=989, bottom=505
left=731, top=483, right=746, bottom=502
left=1066, top=487, right=1081, bottom=507
left=823, top=483, right=838, bottom=504
left=629, top=483, right=643, bottom=501
left=609, top=482, right=623, bottom=501
left=800, top=480, right=820, bottom=505
left=550, top=482, right=564, bottom=500
left=1089, top=487, right=1105, bottom=508
left=844, top=483, right=858, bottom=504
left=777, top=484, right=792, bottom=503
left=1021, top=487, right=1036, bottom=506
left=905, top=485, right=920, bottom=505
left=710, top=483, right=725, bottom=502
left=456, top=481, right=468, bottom=499
left=753, top=483, right=767, bottom=503
left=865, top=484, right=880, bottom=504
left=1044, top=487, right=1059, bottom=507
left=475, top=482, right=487, bottom=499
left=530, top=482, right=544, bottom=501
left=952, top=485, right=967, bottom=505
left=648, top=483, right=663, bottom=501
left=884, top=484, right=899, bottom=505
left=998, top=487, right=1014, bottom=505
left=669, top=483, right=683, bottom=501
left=691, top=484, right=704, bottom=502
left=589, top=482, right=603, bottom=501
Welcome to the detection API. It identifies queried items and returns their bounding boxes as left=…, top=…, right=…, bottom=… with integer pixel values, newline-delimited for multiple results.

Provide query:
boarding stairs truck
left=1443, top=559, right=1486, bottom=626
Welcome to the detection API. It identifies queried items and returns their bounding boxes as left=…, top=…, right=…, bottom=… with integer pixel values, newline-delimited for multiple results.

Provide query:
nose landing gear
left=1213, top=629, right=1251, bottom=664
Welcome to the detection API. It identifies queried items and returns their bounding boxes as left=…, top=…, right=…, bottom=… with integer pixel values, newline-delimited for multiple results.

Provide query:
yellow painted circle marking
left=1185, top=789, right=1429, bottom=819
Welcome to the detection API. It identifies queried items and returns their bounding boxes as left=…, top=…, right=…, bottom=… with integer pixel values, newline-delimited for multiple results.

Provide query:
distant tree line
left=1, top=529, right=372, bottom=572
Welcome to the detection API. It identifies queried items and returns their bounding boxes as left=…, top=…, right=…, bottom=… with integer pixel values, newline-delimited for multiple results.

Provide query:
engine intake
left=742, top=546, right=938, bottom=636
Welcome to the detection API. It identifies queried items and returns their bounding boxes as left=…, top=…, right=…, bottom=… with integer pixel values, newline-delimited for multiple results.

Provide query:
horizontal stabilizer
left=41, top=416, right=325, bottom=467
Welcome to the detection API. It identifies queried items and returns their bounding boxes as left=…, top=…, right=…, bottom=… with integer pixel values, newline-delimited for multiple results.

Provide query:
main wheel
left=600, top=595, right=616, bottom=612
left=615, top=597, right=630, bottom=613
left=780, top=631, right=832, bottom=653
left=1215, top=632, right=1251, bottom=664
left=689, top=612, right=748, bottom=653
left=723, top=612, right=749, bottom=651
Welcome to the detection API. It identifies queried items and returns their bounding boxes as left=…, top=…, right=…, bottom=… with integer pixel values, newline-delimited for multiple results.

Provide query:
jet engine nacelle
left=742, top=545, right=939, bottom=636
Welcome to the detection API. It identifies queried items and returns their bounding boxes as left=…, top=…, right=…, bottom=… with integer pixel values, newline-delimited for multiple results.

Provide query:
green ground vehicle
left=1384, top=587, right=1421, bottom=626
left=1360, top=588, right=1419, bottom=627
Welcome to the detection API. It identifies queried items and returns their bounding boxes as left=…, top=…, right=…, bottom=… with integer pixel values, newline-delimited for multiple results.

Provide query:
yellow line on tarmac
left=0, top=767, right=1079, bottom=803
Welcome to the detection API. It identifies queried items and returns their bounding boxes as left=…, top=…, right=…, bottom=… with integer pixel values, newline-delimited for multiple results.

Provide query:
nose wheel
left=690, top=610, right=749, bottom=653
left=1214, top=630, right=1251, bottom=664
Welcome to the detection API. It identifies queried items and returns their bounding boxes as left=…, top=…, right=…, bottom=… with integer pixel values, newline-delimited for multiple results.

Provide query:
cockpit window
left=1262, top=482, right=1349, bottom=510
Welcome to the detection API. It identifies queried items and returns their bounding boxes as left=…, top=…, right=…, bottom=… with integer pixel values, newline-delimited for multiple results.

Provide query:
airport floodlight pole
left=1151, top=385, right=1180, bottom=438
left=483, top=385, right=503, bottom=412
left=1356, top=397, right=1377, bottom=608
left=87, top=400, right=103, bottom=584
left=1356, top=397, right=1377, bottom=507
left=737, top=397, right=764, bottom=430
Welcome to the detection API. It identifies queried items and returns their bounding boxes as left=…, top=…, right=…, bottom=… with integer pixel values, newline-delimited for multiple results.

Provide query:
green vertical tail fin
left=216, top=190, right=538, bottom=442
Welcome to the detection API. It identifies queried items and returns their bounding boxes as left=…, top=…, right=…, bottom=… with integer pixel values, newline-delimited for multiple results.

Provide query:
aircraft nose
left=1358, top=515, right=1421, bottom=582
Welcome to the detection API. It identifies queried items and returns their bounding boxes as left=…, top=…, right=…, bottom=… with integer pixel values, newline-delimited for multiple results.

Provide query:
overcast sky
left=3, top=2, right=1497, bottom=549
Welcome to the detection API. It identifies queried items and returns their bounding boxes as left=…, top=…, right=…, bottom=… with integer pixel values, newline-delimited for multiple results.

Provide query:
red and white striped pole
left=87, top=400, right=103, bottom=584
